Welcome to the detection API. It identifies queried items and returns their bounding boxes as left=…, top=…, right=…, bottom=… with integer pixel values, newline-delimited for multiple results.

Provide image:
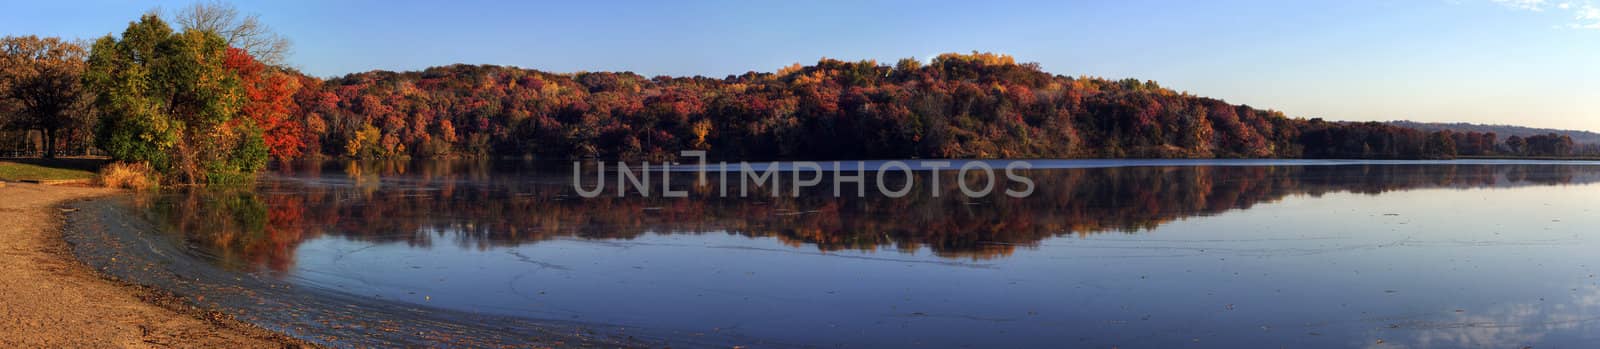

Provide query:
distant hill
left=1386, top=121, right=1600, bottom=145
left=262, top=51, right=1576, bottom=160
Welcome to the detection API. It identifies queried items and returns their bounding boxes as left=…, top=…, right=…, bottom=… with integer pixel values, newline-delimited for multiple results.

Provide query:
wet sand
left=65, top=194, right=695, bottom=348
left=0, top=183, right=300, bottom=348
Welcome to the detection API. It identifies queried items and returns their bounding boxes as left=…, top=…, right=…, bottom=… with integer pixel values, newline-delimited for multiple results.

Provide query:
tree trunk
left=43, top=128, right=57, bottom=159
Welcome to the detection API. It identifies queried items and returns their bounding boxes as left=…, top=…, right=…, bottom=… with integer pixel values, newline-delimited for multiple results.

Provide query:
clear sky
left=3, top=0, right=1597, bottom=131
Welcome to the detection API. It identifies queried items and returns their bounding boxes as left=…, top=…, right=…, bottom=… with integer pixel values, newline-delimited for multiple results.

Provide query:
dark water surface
left=70, top=160, right=1600, bottom=348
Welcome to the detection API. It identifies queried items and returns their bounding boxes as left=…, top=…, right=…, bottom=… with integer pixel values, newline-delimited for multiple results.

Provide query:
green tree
left=1423, top=131, right=1458, bottom=159
left=85, top=13, right=264, bottom=184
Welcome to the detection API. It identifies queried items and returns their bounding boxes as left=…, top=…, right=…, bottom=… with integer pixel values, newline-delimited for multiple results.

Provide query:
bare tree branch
left=173, top=1, right=291, bottom=65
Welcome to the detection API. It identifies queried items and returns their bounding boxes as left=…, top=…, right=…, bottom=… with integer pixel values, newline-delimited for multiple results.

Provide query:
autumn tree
left=1505, top=135, right=1526, bottom=155
left=85, top=13, right=266, bottom=184
left=224, top=47, right=304, bottom=160
left=0, top=36, right=91, bottom=157
left=1524, top=133, right=1575, bottom=157
left=1423, top=131, right=1457, bottom=159
left=269, top=53, right=1512, bottom=161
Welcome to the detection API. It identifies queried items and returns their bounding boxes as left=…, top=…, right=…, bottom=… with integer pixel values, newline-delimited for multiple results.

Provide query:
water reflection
left=136, top=160, right=1600, bottom=273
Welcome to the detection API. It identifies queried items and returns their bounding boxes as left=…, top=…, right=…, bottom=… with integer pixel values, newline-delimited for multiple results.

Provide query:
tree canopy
left=276, top=53, right=1533, bottom=161
left=85, top=13, right=265, bottom=184
left=0, top=35, right=91, bottom=158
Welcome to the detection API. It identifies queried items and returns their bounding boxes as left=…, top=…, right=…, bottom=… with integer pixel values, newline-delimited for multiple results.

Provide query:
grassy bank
left=0, top=158, right=105, bottom=182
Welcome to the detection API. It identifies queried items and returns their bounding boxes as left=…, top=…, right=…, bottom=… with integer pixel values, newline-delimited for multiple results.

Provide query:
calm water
left=118, top=160, right=1600, bottom=347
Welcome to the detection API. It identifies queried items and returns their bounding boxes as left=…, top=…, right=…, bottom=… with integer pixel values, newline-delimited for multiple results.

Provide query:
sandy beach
left=0, top=182, right=299, bottom=348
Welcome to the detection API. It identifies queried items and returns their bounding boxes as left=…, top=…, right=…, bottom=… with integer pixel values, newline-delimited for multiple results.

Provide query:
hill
left=1387, top=121, right=1600, bottom=145
left=285, top=52, right=1487, bottom=160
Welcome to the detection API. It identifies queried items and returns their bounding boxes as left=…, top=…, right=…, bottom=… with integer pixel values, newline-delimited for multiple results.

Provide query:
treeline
left=276, top=56, right=1394, bottom=160
left=1390, top=121, right=1600, bottom=147
left=287, top=53, right=1593, bottom=161
left=1299, top=123, right=1587, bottom=158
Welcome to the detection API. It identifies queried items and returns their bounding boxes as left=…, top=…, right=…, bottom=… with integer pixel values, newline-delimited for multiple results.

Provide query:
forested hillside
left=1387, top=121, right=1600, bottom=156
left=1388, top=121, right=1600, bottom=144
left=284, top=52, right=1500, bottom=160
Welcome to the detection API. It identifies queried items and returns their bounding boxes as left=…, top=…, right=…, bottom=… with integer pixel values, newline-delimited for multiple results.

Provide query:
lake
left=66, top=159, right=1600, bottom=348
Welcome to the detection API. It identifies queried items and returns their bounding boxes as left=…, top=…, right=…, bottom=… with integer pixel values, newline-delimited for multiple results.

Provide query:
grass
left=97, top=162, right=159, bottom=190
left=0, top=158, right=103, bottom=182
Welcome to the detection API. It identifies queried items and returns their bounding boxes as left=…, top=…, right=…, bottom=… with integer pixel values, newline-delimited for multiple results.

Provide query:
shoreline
left=0, top=182, right=306, bottom=348
left=63, top=192, right=683, bottom=348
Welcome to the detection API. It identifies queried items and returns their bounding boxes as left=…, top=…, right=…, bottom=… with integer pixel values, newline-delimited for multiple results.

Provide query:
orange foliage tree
left=224, top=47, right=304, bottom=160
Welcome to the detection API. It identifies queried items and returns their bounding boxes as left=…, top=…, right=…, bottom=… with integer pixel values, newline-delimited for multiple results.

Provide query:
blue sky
left=3, top=0, right=1597, bottom=131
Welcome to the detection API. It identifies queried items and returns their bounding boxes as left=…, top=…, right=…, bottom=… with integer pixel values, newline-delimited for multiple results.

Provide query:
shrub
left=98, top=162, right=159, bottom=190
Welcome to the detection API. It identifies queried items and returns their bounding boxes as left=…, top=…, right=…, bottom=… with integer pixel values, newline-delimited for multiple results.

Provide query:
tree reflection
left=139, top=160, right=1600, bottom=272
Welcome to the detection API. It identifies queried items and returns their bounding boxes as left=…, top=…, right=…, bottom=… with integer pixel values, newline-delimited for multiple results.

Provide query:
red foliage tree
left=224, top=47, right=305, bottom=160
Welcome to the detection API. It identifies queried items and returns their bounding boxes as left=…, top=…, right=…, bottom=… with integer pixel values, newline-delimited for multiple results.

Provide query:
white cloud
left=1578, top=4, right=1600, bottom=19
left=1491, top=0, right=1600, bottom=30
left=1493, top=0, right=1550, bottom=10
left=1575, top=4, right=1600, bottom=29
left=1391, top=285, right=1600, bottom=348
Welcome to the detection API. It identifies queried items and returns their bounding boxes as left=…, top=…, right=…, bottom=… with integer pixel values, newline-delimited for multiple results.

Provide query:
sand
left=0, top=182, right=300, bottom=348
